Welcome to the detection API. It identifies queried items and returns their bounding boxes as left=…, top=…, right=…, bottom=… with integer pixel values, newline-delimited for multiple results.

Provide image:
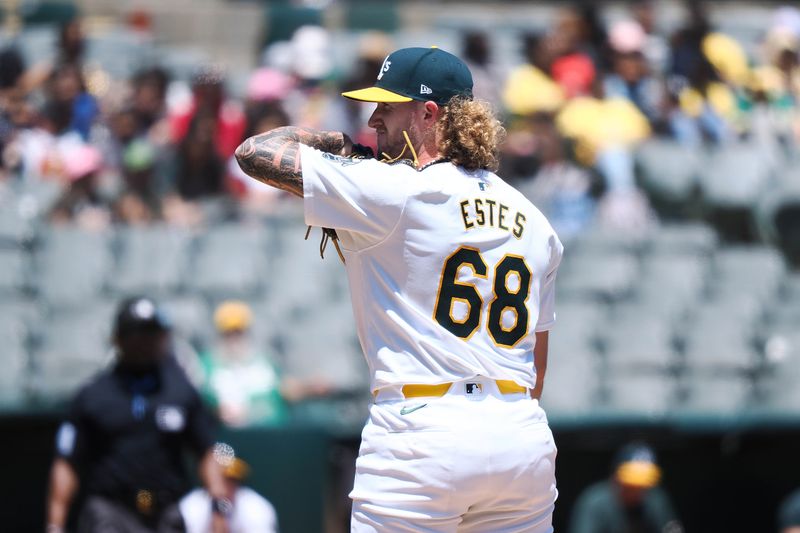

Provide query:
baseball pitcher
left=235, top=46, right=563, bottom=532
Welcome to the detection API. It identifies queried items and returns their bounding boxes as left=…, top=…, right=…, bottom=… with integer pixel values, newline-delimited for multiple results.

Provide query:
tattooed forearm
left=234, top=127, right=346, bottom=197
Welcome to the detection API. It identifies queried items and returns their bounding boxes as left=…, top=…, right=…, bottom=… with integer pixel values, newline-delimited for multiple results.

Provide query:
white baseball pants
left=350, top=377, right=557, bottom=532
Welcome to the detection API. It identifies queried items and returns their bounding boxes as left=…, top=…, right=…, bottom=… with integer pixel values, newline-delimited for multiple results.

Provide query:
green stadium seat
left=682, top=324, right=759, bottom=374
left=602, top=374, right=675, bottom=417
left=557, top=253, right=639, bottom=302
left=0, top=200, right=35, bottom=247
left=637, top=253, right=709, bottom=306
left=263, top=3, right=323, bottom=45
left=700, top=142, right=774, bottom=209
left=270, top=220, right=344, bottom=312
left=30, top=303, right=116, bottom=401
left=676, top=375, right=753, bottom=415
left=160, top=296, right=212, bottom=350
left=112, top=225, right=194, bottom=297
left=344, top=2, right=399, bottom=32
left=0, top=346, right=28, bottom=407
left=35, top=227, right=113, bottom=311
left=646, top=222, right=718, bottom=256
left=635, top=139, right=702, bottom=205
left=0, top=249, right=28, bottom=295
left=188, top=224, right=269, bottom=298
left=275, top=307, right=366, bottom=392
left=540, top=359, right=599, bottom=416
left=601, top=317, right=678, bottom=374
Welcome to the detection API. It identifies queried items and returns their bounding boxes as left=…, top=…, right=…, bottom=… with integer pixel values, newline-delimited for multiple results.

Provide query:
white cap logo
left=377, top=56, right=391, bottom=80
left=133, top=299, right=155, bottom=320
left=420, top=84, right=432, bottom=95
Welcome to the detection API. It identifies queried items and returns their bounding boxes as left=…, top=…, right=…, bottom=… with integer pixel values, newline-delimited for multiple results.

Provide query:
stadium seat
left=188, top=224, right=269, bottom=298
left=700, top=142, right=774, bottom=209
left=540, top=359, right=600, bottom=416
left=160, top=296, right=212, bottom=349
left=0, top=314, right=28, bottom=355
left=15, top=26, right=57, bottom=66
left=766, top=299, right=800, bottom=335
left=557, top=252, right=639, bottom=302
left=602, top=374, right=675, bottom=417
left=85, top=30, right=153, bottom=79
left=568, top=225, right=649, bottom=256
left=39, top=302, right=116, bottom=355
left=714, top=245, right=786, bottom=278
left=682, top=324, right=759, bottom=373
left=646, top=222, right=718, bottom=256
left=637, top=253, right=709, bottom=305
left=549, top=301, right=604, bottom=361
left=31, top=303, right=117, bottom=400
left=676, top=375, right=753, bottom=415
left=273, top=306, right=367, bottom=392
left=635, top=139, right=702, bottom=204
left=0, top=249, right=28, bottom=295
left=0, top=199, right=35, bottom=247
left=0, top=296, right=41, bottom=331
left=0, top=346, right=29, bottom=407
left=270, top=220, right=345, bottom=311
left=600, top=316, right=678, bottom=374
left=753, top=166, right=800, bottom=267
left=112, top=225, right=194, bottom=296
left=35, top=227, right=113, bottom=310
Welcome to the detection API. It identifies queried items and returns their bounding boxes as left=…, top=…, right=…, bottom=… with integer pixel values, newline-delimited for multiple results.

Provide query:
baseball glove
left=306, top=143, right=375, bottom=264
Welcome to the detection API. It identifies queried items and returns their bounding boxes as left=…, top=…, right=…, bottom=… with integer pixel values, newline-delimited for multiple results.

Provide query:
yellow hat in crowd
left=214, top=300, right=253, bottom=333
left=503, top=64, right=565, bottom=116
left=212, top=442, right=251, bottom=480
left=703, top=32, right=749, bottom=86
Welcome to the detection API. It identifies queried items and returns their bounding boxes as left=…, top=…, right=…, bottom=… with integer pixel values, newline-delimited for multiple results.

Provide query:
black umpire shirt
left=54, top=355, right=216, bottom=507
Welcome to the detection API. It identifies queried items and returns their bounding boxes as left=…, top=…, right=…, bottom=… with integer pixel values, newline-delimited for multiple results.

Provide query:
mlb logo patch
left=465, top=383, right=483, bottom=394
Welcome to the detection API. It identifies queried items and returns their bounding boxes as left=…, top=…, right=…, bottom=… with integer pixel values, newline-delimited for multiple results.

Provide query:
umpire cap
left=113, top=296, right=171, bottom=338
left=342, top=46, right=473, bottom=106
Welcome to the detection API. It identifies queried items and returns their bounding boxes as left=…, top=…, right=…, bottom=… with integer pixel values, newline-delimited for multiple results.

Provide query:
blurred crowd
left=2, top=2, right=800, bottom=240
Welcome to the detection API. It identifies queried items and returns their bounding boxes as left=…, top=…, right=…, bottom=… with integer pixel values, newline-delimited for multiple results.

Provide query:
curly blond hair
left=437, top=97, right=506, bottom=172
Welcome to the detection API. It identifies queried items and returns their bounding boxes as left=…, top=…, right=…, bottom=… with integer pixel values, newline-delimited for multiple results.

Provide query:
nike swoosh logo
left=400, top=403, right=428, bottom=415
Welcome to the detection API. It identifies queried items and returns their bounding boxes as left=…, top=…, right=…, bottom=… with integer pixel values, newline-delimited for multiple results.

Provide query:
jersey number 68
left=433, top=246, right=532, bottom=348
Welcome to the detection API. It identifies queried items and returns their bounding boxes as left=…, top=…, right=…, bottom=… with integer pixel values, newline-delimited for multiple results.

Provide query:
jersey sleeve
left=301, top=145, right=407, bottom=242
left=54, top=389, right=90, bottom=468
left=535, top=234, right=564, bottom=332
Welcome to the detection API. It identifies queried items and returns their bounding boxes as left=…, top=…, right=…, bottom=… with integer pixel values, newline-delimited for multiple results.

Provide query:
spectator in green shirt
left=200, top=300, right=289, bottom=427
left=569, top=441, right=684, bottom=533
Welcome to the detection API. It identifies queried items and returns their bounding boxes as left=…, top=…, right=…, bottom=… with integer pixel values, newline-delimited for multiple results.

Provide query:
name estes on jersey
left=459, top=197, right=527, bottom=239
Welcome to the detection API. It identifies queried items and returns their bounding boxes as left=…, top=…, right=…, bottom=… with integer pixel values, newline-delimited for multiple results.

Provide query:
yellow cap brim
left=222, top=457, right=250, bottom=480
left=341, top=86, right=413, bottom=103
left=616, top=461, right=661, bottom=488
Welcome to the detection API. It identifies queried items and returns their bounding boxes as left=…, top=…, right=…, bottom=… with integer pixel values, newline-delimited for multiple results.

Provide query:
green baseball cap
left=342, top=46, right=473, bottom=106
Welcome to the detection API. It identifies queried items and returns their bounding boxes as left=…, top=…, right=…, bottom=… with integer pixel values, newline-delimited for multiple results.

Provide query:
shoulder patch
left=322, top=152, right=364, bottom=166
left=156, top=405, right=186, bottom=432
left=56, top=422, right=76, bottom=456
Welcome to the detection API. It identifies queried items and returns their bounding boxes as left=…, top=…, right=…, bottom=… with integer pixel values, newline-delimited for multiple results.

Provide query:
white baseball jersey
left=301, top=145, right=563, bottom=392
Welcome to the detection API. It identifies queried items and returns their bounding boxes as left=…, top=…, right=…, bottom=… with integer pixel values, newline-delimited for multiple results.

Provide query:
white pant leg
left=350, top=380, right=557, bottom=533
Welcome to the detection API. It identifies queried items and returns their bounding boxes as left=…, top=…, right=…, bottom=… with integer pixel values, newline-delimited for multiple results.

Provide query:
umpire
left=46, top=297, right=230, bottom=533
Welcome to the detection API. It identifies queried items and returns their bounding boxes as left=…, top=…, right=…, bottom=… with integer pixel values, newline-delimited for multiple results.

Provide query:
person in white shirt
left=179, top=450, right=278, bottom=533
left=235, top=46, right=563, bottom=532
